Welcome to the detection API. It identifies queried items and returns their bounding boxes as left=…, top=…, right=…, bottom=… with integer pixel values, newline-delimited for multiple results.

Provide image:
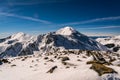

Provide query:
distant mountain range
left=90, top=36, right=111, bottom=40
left=96, top=35, right=120, bottom=53
left=0, top=27, right=109, bottom=58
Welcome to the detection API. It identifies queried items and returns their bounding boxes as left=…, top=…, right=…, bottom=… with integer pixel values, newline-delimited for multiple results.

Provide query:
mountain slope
left=0, top=32, right=39, bottom=58
left=38, top=27, right=108, bottom=54
left=0, top=27, right=109, bottom=58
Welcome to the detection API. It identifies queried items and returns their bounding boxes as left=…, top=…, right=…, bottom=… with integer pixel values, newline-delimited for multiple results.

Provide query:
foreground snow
left=0, top=52, right=120, bottom=80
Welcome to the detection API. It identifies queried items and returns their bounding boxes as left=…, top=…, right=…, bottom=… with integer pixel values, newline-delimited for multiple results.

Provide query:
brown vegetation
left=87, top=61, right=117, bottom=76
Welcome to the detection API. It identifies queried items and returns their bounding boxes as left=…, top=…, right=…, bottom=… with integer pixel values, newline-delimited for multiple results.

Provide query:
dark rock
left=61, top=56, right=70, bottom=61
left=1, top=59, right=10, bottom=63
left=0, top=60, right=3, bottom=65
left=44, top=57, right=49, bottom=60
left=11, top=64, right=16, bottom=67
left=105, top=44, right=115, bottom=48
left=113, top=47, right=120, bottom=52
left=47, top=66, right=57, bottom=73
left=62, top=61, right=77, bottom=66
left=47, top=59, right=54, bottom=62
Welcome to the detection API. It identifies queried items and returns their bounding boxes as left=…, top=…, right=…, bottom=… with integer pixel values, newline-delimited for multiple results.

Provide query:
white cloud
left=7, top=0, right=69, bottom=6
left=0, top=12, right=52, bottom=24
left=84, top=32, right=115, bottom=36
left=8, top=1, right=41, bottom=5
left=61, top=16, right=120, bottom=26
left=78, top=26, right=120, bottom=29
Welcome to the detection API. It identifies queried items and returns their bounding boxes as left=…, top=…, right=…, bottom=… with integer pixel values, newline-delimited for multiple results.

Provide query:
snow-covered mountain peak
left=37, top=27, right=108, bottom=53
left=11, top=32, right=34, bottom=42
left=56, top=26, right=77, bottom=35
left=11, top=32, right=26, bottom=39
left=0, top=27, right=109, bottom=58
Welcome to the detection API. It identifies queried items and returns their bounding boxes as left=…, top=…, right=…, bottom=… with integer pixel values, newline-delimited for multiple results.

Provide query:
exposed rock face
left=0, top=43, right=22, bottom=58
left=47, top=66, right=57, bottom=73
left=0, top=32, right=38, bottom=58
left=38, top=27, right=108, bottom=54
left=0, top=36, right=11, bottom=43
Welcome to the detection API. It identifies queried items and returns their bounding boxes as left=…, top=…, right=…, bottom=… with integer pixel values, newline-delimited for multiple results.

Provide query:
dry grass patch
left=87, top=61, right=117, bottom=76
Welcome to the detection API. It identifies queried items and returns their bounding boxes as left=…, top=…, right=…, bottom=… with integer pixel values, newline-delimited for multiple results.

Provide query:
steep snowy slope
left=0, top=32, right=38, bottom=58
left=38, top=27, right=108, bottom=53
left=96, top=35, right=120, bottom=53
left=56, top=26, right=77, bottom=35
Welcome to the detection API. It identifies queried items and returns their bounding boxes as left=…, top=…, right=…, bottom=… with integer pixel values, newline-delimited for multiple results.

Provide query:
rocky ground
left=0, top=50, right=120, bottom=80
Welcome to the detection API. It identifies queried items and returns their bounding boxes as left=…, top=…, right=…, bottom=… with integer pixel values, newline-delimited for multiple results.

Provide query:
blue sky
left=0, top=0, right=120, bottom=38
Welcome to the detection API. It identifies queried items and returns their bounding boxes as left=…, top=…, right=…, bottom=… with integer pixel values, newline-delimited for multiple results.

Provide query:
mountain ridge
left=0, top=27, right=109, bottom=58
